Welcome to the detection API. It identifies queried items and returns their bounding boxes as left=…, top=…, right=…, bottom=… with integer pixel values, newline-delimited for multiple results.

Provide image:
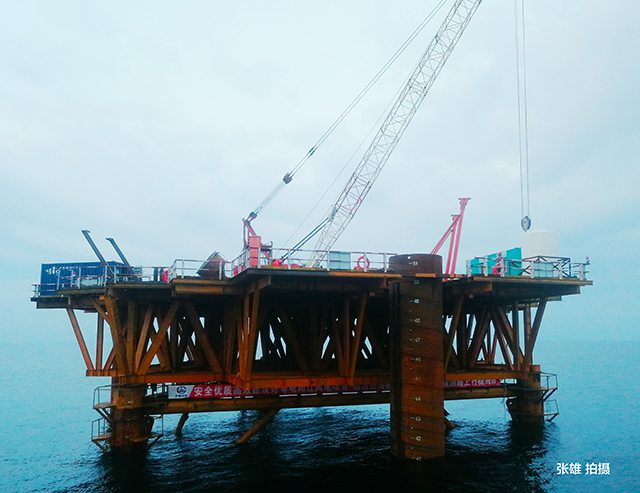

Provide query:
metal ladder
left=90, top=384, right=165, bottom=452
left=539, top=372, right=559, bottom=422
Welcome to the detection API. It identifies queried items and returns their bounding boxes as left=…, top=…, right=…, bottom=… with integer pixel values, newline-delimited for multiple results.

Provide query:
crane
left=431, top=197, right=469, bottom=275
left=303, top=0, right=482, bottom=266
left=239, top=0, right=482, bottom=271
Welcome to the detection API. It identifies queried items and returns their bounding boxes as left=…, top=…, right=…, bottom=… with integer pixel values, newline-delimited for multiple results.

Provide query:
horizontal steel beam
left=148, top=392, right=390, bottom=414
left=142, top=384, right=524, bottom=415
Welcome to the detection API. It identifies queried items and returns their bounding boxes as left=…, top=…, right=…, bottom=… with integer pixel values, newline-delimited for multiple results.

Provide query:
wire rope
left=521, top=0, right=531, bottom=222
left=247, top=0, right=449, bottom=220
left=515, top=0, right=531, bottom=231
left=281, top=85, right=404, bottom=250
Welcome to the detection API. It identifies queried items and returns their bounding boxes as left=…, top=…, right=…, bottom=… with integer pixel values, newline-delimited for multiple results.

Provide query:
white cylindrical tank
left=521, top=229, right=557, bottom=259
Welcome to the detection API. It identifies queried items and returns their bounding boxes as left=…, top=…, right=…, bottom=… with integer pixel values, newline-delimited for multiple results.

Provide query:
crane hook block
left=282, top=173, right=293, bottom=184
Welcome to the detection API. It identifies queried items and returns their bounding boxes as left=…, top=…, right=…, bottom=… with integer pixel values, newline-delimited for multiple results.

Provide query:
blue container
left=469, top=247, right=522, bottom=276
left=39, top=261, right=124, bottom=296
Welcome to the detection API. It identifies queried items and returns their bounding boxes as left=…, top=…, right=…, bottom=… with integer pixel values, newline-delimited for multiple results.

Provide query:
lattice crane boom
left=306, top=0, right=482, bottom=267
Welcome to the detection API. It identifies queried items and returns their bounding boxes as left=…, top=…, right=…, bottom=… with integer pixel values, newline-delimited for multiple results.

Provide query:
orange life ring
left=356, top=255, right=370, bottom=270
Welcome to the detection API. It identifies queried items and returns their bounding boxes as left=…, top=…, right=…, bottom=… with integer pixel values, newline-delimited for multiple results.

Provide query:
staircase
left=90, top=384, right=164, bottom=452
left=539, top=372, right=559, bottom=422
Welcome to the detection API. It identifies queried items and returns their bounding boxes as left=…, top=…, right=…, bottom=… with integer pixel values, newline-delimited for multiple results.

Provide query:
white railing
left=32, top=265, right=172, bottom=297
left=170, top=248, right=398, bottom=280
left=467, top=255, right=589, bottom=280
left=91, top=417, right=110, bottom=441
left=33, top=249, right=399, bottom=295
left=33, top=250, right=590, bottom=297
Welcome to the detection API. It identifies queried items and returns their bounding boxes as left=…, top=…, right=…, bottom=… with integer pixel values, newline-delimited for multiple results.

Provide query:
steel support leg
left=389, top=254, right=444, bottom=461
left=109, top=381, right=153, bottom=453
left=506, top=373, right=544, bottom=423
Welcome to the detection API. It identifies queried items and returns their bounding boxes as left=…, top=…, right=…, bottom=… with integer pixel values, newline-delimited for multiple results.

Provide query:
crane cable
left=515, top=0, right=531, bottom=232
left=245, top=0, right=449, bottom=222
left=282, top=84, right=404, bottom=251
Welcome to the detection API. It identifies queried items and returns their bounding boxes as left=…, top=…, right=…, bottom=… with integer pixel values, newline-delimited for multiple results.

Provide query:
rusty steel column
left=389, top=254, right=444, bottom=461
left=109, top=380, right=153, bottom=454
left=506, top=373, right=544, bottom=423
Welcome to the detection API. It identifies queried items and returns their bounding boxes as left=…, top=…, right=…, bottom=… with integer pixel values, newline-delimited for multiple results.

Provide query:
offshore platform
left=33, top=245, right=590, bottom=460
left=32, top=0, right=591, bottom=461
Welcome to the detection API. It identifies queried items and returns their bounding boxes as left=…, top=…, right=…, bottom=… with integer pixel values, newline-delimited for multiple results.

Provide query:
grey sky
left=1, top=1, right=638, bottom=343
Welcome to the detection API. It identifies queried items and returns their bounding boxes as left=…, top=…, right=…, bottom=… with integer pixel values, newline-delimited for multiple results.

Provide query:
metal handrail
left=543, top=399, right=560, bottom=421
left=92, top=383, right=169, bottom=405
left=170, top=248, right=399, bottom=280
left=33, top=250, right=590, bottom=297
left=466, top=255, right=589, bottom=280
left=93, top=385, right=113, bottom=408
left=33, top=265, right=173, bottom=296
left=539, top=371, right=558, bottom=392
left=33, top=248, right=401, bottom=296
left=91, top=417, right=111, bottom=441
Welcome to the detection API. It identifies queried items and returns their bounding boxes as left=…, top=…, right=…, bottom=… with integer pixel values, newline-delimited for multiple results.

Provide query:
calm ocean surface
left=1, top=340, right=638, bottom=493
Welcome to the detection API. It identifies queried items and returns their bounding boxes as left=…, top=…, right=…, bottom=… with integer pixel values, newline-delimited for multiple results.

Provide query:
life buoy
left=356, top=255, right=370, bottom=271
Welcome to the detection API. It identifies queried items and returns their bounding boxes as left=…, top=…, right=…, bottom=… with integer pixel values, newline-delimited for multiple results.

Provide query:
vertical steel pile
left=390, top=254, right=444, bottom=460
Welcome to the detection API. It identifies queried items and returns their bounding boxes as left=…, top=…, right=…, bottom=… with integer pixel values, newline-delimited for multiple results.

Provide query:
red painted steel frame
left=431, top=198, right=470, bottom=275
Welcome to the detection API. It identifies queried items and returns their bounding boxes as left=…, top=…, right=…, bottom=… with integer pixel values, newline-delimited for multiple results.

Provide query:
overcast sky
left=1, top=0, right=638, bottom=344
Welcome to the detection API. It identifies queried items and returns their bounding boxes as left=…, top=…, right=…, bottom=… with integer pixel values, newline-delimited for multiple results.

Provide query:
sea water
left=0, top=340, right=638, bottom=493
